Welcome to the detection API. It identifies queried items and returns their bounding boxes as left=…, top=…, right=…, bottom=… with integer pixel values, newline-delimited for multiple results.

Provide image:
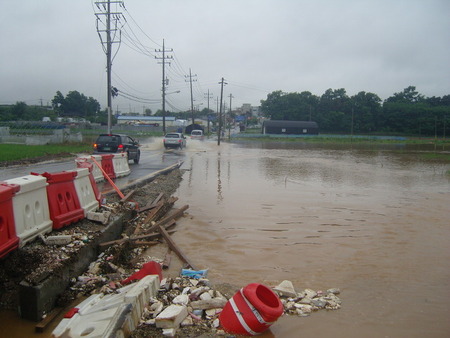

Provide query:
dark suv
left=93, top=134, right=141, bottom=163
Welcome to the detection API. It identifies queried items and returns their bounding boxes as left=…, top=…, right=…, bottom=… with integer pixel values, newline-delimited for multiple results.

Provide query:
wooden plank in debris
left=99, top=223, right=177, bottom=247
left=138, top=192, right=164, bottom=213
left=120, top=189, right=136, bottom=204
left=162, top=249, right=172, bottom=269
left=132, top=241, right=159, bottom=246
left=35, top=307, right=63, bottom=332
left=143, top=200, right=165, bottom=224
left=157, top=224, right=196, bottom=270
left=148, top=205, right=189, bottom=232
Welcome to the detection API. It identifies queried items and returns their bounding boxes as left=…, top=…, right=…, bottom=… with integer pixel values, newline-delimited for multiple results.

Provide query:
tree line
left=260, top=86, right=450, bottom=136
left=0, top=90, right=108, bottom=124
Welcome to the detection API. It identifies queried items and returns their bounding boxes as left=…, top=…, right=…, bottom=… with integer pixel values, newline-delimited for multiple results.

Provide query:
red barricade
left=101, top=154, right=116, bottom=179
left=37, top=171, right=85, bottom=230
left=0, top=182, right=20, bottom=259
left=76, top=160, right=102, bottom=204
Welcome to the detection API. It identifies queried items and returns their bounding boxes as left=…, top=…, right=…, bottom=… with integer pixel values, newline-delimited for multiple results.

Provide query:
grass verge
left=0, top=143, right=92, bottom=163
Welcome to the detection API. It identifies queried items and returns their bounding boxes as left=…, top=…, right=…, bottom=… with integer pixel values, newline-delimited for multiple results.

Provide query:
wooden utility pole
left=155, top=39, right=173, bottom=134
left=94, top=0, right=124, bottom=134
left=228, top=93, right=233, bottom=139
left=205, top=89, right=213, bottom=134
left=186, top=68, right=197, bottom=124
left=218, top=78, right=227, bottom=145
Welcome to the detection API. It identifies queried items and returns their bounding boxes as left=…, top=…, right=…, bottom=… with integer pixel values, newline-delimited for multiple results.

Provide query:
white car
left=163, top=132, right=187, bottom=149
left=190, top=130, right=204, bottom=139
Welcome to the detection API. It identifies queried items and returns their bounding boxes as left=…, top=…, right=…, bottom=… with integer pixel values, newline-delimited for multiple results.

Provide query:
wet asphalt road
left=0, top=147, right=186, bottom=193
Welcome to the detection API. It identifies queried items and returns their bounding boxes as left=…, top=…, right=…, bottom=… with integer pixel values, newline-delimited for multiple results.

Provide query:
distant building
left=117, top=115, right=176, bottom=126
left=262, top=120, right=319, bottom=135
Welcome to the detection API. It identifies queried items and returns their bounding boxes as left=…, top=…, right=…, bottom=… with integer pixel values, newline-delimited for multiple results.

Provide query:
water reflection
left=175, top=140, right=450, bottom=337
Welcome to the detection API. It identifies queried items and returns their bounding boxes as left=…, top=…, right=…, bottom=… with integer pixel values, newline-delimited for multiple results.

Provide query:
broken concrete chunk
left=44, top=235, right=72, bottom=245
left=155, top=304, right=188, bottom=329
left=172, top=294, right=189, bottom=306
left=273, top=280, right=297, bottom=297
left=86, top=210, right=111, bottom=224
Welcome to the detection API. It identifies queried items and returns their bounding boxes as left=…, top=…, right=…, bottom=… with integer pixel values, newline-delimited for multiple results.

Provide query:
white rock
left=173, top=294, right=189, bottom=306
left=162, top=328, right=177, bottom=337
left=213, top=318, right=220, bottom=328
left=273, top=280, right=297, bottom=297
left=181, top=315, right=194, bottom=326
left=150, top=301, right=164, bottom=318
left=200, top=292, right=212, bottom=301
left=155, top=305, right=188, bottom=329
left=304, top=288, right=317, bottom=299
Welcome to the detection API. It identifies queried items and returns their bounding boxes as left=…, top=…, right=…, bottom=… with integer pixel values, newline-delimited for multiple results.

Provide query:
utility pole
left=155, top=39, right=173, bottom=134
left=94, top=0, right=123, bottom=134
left=228, top=93, right=234, bottom=139
left=185, top=69, right=197, bottom=124
left=218, top=78, right=227, bottom=145
left=205, top=89, right=213, bottom=134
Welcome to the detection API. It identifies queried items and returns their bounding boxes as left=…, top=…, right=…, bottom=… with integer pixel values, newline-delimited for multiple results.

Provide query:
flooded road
left=169, top=139, right=450, bottom=337
left=2, top=138, right=449, bottom=337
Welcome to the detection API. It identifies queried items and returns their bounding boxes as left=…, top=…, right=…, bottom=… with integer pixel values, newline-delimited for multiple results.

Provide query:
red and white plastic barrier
left=0, top=182, right=20, bottom=258
left=112, top=153, right=131, bottom=178
left=76, top=153, right=130, bottom=182
left=33, top=171, right=85, bottom=230
left=52, top=274, right=160, bottom=338
left=76, top=155, right=104, bottom=182
left=3, top=175, right=53, bottom=248
left=72, top=168, right=101, bottom=216
left=0, top=152, right=131, bottom=258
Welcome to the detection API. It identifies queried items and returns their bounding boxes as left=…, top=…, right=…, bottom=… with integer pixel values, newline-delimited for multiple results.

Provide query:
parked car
left=93, top=133, right=141, bottom=163
left=190, top=129, right=204, bottom=139
left=163, top=132, right=186, bottom=149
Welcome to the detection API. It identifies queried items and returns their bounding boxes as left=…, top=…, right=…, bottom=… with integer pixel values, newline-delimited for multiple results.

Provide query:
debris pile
left=128, top=276, right=342, bottom=337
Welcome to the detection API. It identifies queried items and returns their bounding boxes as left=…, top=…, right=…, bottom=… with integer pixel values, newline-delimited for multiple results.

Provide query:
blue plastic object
left=181, top=269, right=208, bottom=279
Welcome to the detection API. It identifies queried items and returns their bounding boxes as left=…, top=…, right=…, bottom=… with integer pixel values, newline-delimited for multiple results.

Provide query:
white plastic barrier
left=71, top=168, right=100, bottom=216
left=76, top=156, right=104, bottom=182
left=112, top=153, right=131, bottom=178
left=52, top=275, right=160, bottom=338
left=4, top=175, right=52, bottom=247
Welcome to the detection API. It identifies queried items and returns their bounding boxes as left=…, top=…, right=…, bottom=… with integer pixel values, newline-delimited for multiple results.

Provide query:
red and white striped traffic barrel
left=219, top=283, right=283, bottom=335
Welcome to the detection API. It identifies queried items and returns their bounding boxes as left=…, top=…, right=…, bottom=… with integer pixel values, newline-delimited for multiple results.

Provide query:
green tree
left=51, top=90, right=101, bottom=120
left=350, top=91, right=382, bottom=132
left=316, top=88, right=351, bottom=132
left=10, top=101, right=28, bottom=120
left=260, top=90, right=319, bottom=121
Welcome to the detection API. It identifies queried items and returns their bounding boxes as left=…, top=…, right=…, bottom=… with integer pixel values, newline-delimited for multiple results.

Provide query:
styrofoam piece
left=4, top=175, right=52, bottom=247
left=52, top=275, right=160, bottom=338
left=112, top=153, right=131, bottom=178
left=76, top=156, right=103, bottom=182
left=71, top=168, right=99, bottom=216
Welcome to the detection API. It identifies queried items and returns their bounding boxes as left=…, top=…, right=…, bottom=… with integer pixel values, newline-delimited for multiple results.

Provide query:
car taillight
left=118, top=144, right=124, bottom=150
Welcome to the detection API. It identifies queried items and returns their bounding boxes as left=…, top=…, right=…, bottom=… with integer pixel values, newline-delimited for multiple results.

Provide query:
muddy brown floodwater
left=170, top=139, right=450, bottom=338
left=2, top=139, right=449, bottom=338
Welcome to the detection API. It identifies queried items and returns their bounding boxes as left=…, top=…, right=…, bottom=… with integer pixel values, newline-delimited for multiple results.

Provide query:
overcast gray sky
left=1, top=0, right=449, bottom=114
